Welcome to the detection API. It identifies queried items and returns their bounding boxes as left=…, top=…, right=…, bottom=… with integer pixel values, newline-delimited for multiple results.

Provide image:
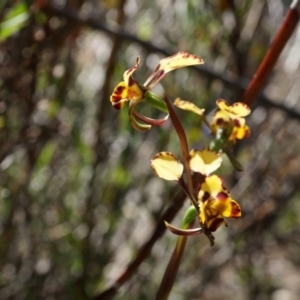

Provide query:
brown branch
left=241, top=1, right=300, bottom=106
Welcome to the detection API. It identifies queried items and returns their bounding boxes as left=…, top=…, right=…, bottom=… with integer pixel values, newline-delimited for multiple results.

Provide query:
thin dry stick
left=242, top=0, right=300, bottom=106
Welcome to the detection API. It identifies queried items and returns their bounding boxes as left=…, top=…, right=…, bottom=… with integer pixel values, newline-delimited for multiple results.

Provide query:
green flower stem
left=145, top=92, right=169, bottom=113
left=155, top=207, right=197, bottom=300
left=163, top=95, right=198, bottom=209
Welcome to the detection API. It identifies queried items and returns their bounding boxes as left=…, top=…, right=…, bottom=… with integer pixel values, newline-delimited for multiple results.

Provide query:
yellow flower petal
left=199, top=202, right=227, bottom=231
left=210, top=197, right=241, bottom=218
left=198, top=175, right=224, bottom=200
left=199, top=202, right=207, bottom=225
left=230, top=125, right=251, bottom=140
left=127, top=82, right=144, bottom=101
left=110, top=81, right=129, bottom=110
left=157, top=51, right=204, bottom=73
left=110, top=81, right=144, bottom=109
left=212, top=110, right=230, bottom=126
left=189, top=149, right=222, bottom=175
left=144, top=51, right=203, bottom=88
left=151, top=152, right=183, bottom=181
left=216, top=99, right=250, bottom=118
left=174, top=98, right=205, bottom=116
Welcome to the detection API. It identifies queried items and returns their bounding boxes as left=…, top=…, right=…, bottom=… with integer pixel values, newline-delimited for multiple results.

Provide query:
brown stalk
left=242, top=1, right=300, bottom=106
left=155, top=220, right=195, bottom=300
left=163, top=95, right=198, bottom=208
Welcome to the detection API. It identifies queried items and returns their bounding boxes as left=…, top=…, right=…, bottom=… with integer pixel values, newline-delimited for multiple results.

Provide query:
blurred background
left=1, top=0, right=300, bottom=299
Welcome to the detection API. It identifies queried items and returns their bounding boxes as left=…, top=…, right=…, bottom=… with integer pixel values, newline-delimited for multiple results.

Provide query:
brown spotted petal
left=110, top=80, right=144, bottom=110
left=230, top=124, right=251, bottom=141
left=144, top=51, right=204, bottom=89
left=198, top=175, right=227, bottom=202
left=206, top=213, right=227, bottom=232
left=216, top=99, right=251, bottom=118
left=198, top=175, right=241, bottom=231
left=110, top=82, right=129, bottom=110
left=199, top=198, right=227, bottom=232
left=210, top=192, right=242, bottom=219
left=174, top=98, right=205, bottom=116
left=212, top=110, right=231, bottom=126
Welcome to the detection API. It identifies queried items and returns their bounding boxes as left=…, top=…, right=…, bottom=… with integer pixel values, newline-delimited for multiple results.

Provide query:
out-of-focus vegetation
left=1, top=0, right=300, bottom=299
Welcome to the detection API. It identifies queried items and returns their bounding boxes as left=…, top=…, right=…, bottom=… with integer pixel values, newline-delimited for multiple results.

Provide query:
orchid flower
left=197, top=175, right=241, bottom=232
left=110, top=52, right=204, bottom=131
left=151, top=149, right=241, bottom=235
left=212, top=99, right=251, bottom=142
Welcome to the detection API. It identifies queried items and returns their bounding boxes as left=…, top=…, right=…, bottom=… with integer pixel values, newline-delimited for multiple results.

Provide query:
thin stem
left=178, top=178, right=194, bottom=203
left=155, top=236, right=189, bottom=300
left=155, top=219, right=195, bottom=300
left=163, top=95, right=198, bottom=209
left=241, top=2, right=300, bottom=106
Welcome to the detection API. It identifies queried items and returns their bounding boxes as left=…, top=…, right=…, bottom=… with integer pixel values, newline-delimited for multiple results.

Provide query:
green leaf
left=0, top=2, right=30, bottom=42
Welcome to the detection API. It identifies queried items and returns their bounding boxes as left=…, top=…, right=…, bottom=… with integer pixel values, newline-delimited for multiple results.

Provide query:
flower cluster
left=110, top=51, right=251, bottom=244
left=174, top=97, right=251, bottom=146
left=151, top=149, right=241, bottom=234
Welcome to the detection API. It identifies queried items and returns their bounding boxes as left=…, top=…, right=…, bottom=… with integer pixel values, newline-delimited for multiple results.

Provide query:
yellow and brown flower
left=212, top=99, right=251, bottom=141
left=110, top=52, right=204, bottom=131
left=198, top=175, right=241, bottom=231
left=151, top=149, right=241, bottom=234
